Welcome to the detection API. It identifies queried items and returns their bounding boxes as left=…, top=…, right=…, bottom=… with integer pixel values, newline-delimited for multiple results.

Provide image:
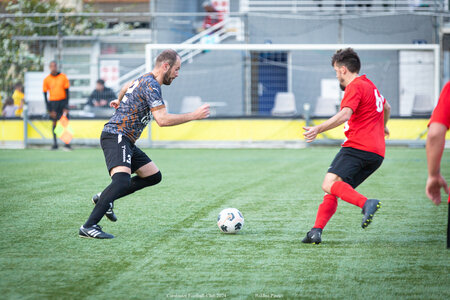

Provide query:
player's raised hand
left=110, top=99, right=120, bottom=109
left=425, top=174, right=449, bottom=206
left=303, top=126, right=319, bottom=143
left=194, top=103, right=210, bottom=120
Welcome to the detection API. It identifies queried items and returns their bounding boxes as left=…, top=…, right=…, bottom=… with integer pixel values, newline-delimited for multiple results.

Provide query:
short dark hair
left=14, top=82, right=23, bottom=89
left=155, top=49, right=180, bottom=68
left=96, top=79, right=105, bottom=85
left=331, top=48, right=361, bottom=73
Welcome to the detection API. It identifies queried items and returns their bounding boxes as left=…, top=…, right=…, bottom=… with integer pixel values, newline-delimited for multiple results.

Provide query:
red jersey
left=340, top=75, right=386, bottom=157
left=429, top=81, right=450, bottom=129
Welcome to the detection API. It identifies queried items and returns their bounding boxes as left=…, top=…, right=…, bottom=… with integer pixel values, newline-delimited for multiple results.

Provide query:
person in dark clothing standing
left=87, top=79, right=117, bottom=108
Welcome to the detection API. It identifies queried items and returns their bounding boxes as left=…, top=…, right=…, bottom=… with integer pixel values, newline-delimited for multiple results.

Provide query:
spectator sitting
left=87, top=79, right=117, bottom=108
left=202, top=0, right=223, bottom=31
left=12, top=82, right=25, bottom=117
left=2, top=97, right=17, bottom=118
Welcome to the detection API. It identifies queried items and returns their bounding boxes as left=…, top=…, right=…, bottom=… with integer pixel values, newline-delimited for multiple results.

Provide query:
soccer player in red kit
left=425, top=81, right=450, bottom=248
left=302, top=48, right=391, bottom=244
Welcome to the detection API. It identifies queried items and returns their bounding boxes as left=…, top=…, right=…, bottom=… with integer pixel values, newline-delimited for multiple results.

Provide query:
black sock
left=119, top=171, right=162, bottom=199
left=84, top=172, right=130, bottom=228
left=52, top=124, right=57, bottom=146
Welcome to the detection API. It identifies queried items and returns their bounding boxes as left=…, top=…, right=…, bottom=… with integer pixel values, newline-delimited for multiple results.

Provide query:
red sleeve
left=340, top=83, right=360, bottom=112
left=429, top=81, right=450, bottom=129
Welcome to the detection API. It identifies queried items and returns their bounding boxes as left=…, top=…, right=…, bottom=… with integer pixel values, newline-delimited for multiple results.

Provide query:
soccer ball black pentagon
left=217, top=208, right=244, bottom=234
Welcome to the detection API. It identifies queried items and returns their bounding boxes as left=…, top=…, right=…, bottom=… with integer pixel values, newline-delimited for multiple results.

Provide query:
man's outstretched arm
left=426, top=122, right=449, bottom=205
left=152, top=104, right=210, bottom=127
left=303, top=107, right=353, bottom=143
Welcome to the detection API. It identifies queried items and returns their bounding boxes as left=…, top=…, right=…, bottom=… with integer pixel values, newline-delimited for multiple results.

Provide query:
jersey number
left=374, top=89, right=384, bottom=113
left=122, top=81, right=138, bottom=103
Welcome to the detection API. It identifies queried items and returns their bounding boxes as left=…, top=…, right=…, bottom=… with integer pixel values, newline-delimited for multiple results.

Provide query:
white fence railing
left=119, top=18, right=242, bottom=88
left=144, top=17, right=242, bottom=73
left=179, top=17, right=242, bottom=64
left=240, top=0, right=447, bottom=13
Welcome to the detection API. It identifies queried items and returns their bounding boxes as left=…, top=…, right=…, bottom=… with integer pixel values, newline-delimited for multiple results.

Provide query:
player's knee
left=112, top=172, right=131, bottom=190
left=145, top=171, right=162, bottom=186
left=321, top=181, right=332, bottom=194
left=154, top=171, right=162, bottom=185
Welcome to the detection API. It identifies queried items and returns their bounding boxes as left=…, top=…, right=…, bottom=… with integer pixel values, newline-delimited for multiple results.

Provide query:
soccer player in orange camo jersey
left=302, top=48, right=391, bottom=244
left=79, top=49, right=210, bottom=239
left=425, top=81, right=450, bottom=248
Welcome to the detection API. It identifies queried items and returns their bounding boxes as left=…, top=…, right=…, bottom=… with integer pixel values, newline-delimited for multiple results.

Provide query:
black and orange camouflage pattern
left=103, top=73, right=165, bottom=143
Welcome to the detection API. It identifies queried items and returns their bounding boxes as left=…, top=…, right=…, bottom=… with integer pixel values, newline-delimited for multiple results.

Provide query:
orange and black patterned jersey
left=103, top=73, right=165, bottom=143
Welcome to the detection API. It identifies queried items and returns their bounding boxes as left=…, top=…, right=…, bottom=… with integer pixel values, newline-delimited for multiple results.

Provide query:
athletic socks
left=119, top=171, right=162, bottom=198
left=313, top=194, right=338, bottom=229
left=330, top=181, right=367, bottom=208
left=84, top=172, right=162, bottom=227
left=52, top=123, right=57, bottom=146
left=311, top=181, right=368, bottom=230
left=84, top=172, right=130, bottom=228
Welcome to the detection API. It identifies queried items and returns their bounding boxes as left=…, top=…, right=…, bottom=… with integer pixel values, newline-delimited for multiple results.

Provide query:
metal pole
left=243, top=13, right=251, bottom=115
left=149, top=0, right=156, bottom=148
left=23, top=102, right=28, bottom=149
left=338, top=16, right=343, bottom=44
left=150, top=0, right=156, bottom=44
left=57, top=14, right=63, bottom=68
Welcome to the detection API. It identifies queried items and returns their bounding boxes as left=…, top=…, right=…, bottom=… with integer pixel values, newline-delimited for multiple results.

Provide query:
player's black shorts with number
left=100, top=131, right=152, bottom=174
left=328, top=147, right=383, bottom=188
left=48, top=99, right=68, bottom=120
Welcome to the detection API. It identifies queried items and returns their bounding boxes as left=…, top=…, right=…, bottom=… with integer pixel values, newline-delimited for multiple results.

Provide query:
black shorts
left=328, top=147, right=384, bottom=188
left=48, top=99, right=68, bottom=120
left=100, top=131, right=152, bottom=174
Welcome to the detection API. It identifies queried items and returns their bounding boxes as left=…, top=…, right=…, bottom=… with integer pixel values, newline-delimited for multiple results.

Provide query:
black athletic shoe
left=62, top=144, right=72, bottom=152
left=79, top=224, right=114, bottom=239
left=302, top=228, right=322, bottom=244
left=361, top=199, right=381, bottom=229
left=51, top=144, right=58, bottom=150
left=92, top=192, right=117, bottom=222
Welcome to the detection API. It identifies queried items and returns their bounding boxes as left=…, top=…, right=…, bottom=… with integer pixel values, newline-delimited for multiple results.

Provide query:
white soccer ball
left=217, top=208, right=244, bottom=234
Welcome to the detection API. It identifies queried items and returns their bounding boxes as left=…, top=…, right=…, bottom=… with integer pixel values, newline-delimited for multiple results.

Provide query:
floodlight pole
left=57, top=14, right=63, bottom=68
left=23, top=102, right=28, bottom=149
left=243, top=13, right=251, bottom=116
left=148, top=0, right=156, bottom=148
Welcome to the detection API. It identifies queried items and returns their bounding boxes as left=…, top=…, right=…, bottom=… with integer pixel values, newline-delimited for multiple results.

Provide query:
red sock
left=330, top=181, right=367, bottom=208
left=313, top=194, right=338, bottom=229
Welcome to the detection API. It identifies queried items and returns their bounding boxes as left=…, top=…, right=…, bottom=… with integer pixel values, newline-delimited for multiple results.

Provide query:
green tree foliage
left=0, top=0, right=105, bottom=98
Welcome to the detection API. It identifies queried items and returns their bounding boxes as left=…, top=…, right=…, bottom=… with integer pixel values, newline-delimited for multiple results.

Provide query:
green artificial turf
left=0, top=147, right=449, bottom=299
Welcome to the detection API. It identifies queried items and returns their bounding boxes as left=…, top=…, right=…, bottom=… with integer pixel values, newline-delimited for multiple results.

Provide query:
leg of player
left=50, top=111, right=58, bottom=150
left=62, top=108, right=72, bottom=151
left=447, top=201, right=449, bottom=249
left=324, top=173, right=381, bottom=229
left=302, top=193, right=337, bottom=245
left=91, top=162, right=162, bottom=222
left=79, top=166, right=131, bottom=239
left=127, top=162, right=162, bottom=196
left=314, top=193, right=338, bottom=230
